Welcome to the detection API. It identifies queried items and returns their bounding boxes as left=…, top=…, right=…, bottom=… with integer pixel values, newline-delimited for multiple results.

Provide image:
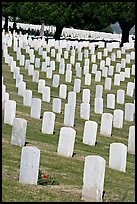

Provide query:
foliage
left=37, top=169, right=59, bottom=186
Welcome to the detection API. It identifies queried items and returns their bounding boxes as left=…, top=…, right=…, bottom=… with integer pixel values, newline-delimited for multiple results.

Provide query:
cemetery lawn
left=2, top=44, right=135, bottom=202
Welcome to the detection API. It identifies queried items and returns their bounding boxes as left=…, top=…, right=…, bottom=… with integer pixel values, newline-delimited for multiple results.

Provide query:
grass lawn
left=2, top=38, right=135, bottom=202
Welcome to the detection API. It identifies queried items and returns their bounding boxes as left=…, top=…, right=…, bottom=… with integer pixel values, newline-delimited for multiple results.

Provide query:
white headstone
left=128, top=126, right=135, bottom=155
left=52, top=74, right=60, bottom=88
left=28, top=64, right=34, bottom=76
left=126, top=82, right=134, bottom=97
left=57, top=127, right=76, bottom=157
left=42, top=112, right=55, bottom=134
left=19, top=146, right=40, bottom=185
left=30, top=98, right=41, bottom=119
left=85, top=73, right=91, bottom=85
left=80, top=103, right=90, bottom=120
left=23, top=89, right=32, bottom=107
left=4, top=100, right=16, bottom=125
left=82, top=155, right=106, bottom=202
left=120, top=72, right=125, bottom=81
left=52, top=98, right=61, bottom=113
left=95, top=85, right=103, bottom=98
left=94, top=98, right=103, bottom=114
left=107, top=94, right=115, bottom=109
left=108, top=66, right=114, bottom=76
left=32, top=70, right=39, bottom=83
left=2, top=92, right=9, bottom=111
left=95, top=71, right=101, bottom=82
left=92, top=64, right=97, bottom=74
left=117, top=90, right=125, bottom=104
left=38, top=79, right=45, bottom=93
left=35, top=58, right=40, bottom=68
left=104, top=77, right=111, bottom=90
left=114, top=74, right=120, bottom=86
left=109, top=143, right=127, bottom=172
left=125, top=103, right=134, bottom=121
left=113, top=109, right=123, bottom=128
left=82, top=89, right=90, bottom=103
left=42, top=86, right=50, bottom=102
left=59, top=84, right=67, bottom=99
left=73, top=79, right=81, bottom=93
left=11, top=118, right=27, bottom=147
left=83, top=121, right=98, bottom=146
left=100, top=113, right=113, bottom=137
left=125, top=68, right=130, bottom=78
left=18, top=81, right=26, bottom=96
left=65, top=70, right=72, bottom=83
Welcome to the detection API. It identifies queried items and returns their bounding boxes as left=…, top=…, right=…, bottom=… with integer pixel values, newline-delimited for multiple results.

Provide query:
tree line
left=2, top=2, right=135, bottom=46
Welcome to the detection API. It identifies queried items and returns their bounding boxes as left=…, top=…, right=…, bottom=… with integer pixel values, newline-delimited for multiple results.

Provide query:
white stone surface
left=100, top=113, right=113, bottom=137
left=32, top=71, right=39, bottom=83
left=125, top=103, right=134, bottom=121
left=126, top=82, right=134, bottom=97
left=82, top=155, right=106, bottom=202
left=83, top=121, right=98, bottom=146
left=95, top=71, right=101, bottom=82
left=94, top=98, right=103, bottom=114
left=117, top=90, right=125, bottom=104
left=30, top=98, right=41, bottom=119
left=42, top=86, right=50, bottom=102
left=92, top=64, right=97, bottom=74
left=42, top=112, right=55, bottom=134
left=85, top=73, right=91, bottom=85
left=73, top=79, right=81, bottom=93
left=125, top=68, right=130, bottom=78
left=18, top=81, right=26, bottom=97
left=109, top=143, right=127, bottom=172
left=114, top=74, right=120, bottom=86
left=107, top=94, right=115, bottom=109
left=2, top=92, right=9, bottom=111
left=46, top=67, right=52, bottom=79
left=19, top=146, right=40, bottom=185
left=80, top=103, right=90, bottom=120
left=57, top=127, right=76, bottom=157
left=4, top=100, right=16, bottom=125
left=65, top=70, right=72, bottom=83
left=16, top=74, right=23, bottom=87
left=38, top=79, right=45, bottom=93
left=82, top=89, right=90, bottom=103
left=95, top=85, right=103, bottom=98
left=28, top=64, right=34, bottom=76
left=23, top=89, right=32, bottom=107
left=11, top=118, right=27, bottom=147
left=52, top=74, right=60, bottom=88
left=104, top=77, right=111, bottom=90
left=59, top=84, right=67, bottom=99
left=128, top=126, right=135, bottom=155
left=52, top=98, right=61, bottom=113
left=108, top=66, right=114, bottom=76
left=113, top=109, right=123, bottom=128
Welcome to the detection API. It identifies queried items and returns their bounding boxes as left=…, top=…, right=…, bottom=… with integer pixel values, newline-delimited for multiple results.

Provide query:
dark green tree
left=3, top=2, right=135, bottom=45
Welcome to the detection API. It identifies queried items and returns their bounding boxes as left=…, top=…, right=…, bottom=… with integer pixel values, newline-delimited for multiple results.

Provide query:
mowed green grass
left=2, top=40, right=135, bottom=202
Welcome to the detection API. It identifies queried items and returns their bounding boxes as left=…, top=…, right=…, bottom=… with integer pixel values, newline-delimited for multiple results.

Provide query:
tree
left=110, top=2, right=135, bottom=46
left=4, top=2, right=135, bottom=45
left=2, top=2, right=21, bottom=32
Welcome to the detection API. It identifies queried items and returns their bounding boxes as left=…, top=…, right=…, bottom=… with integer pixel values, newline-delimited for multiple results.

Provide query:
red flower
left=43, top=175, right=49, bottom=179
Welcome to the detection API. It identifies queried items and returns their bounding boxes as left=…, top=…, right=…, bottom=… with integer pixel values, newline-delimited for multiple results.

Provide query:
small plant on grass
left=37, top=169, right=59, bottom=186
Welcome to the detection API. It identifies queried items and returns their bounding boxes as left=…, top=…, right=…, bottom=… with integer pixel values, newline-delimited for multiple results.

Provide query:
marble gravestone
left=11, top=118, right=27, bottom=147
left=109, top=143, right=127, bottom=172
left=83, top=121, right=98, bottom=146
left=42, top=112, right=55, bottom=134
left=82, top=155, right=106, bottom=202
left=57, top=127, right=76, bottom=157
left=19, top=146, right=40, bottom=185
